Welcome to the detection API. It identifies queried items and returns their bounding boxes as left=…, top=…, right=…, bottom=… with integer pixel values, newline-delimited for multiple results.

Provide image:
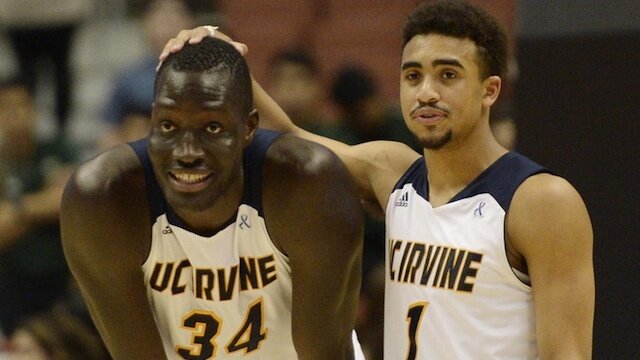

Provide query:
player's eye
left=441, top=70, right=457, bottom=80
left=159, top=121, right=176, bottom=133
left=405, top=71, right=421, bottom=81
left=206, top=122, right=222, bottom=134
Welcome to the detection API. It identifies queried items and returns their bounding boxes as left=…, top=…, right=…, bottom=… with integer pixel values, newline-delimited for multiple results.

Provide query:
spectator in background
left=0, top=77, right=77, bottom=335
left=266, top=49, right=333, bottom=134
left=100, top=0, right=196, bottom=150
left=0, top=0, right=92, bottom=134
left=325, top=65, right=421, bottom=152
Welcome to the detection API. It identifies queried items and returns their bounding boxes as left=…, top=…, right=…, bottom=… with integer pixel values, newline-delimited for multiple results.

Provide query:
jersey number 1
left=177, top=298, right=267, bottom=359
left=406, top=302, right=428, bottom=360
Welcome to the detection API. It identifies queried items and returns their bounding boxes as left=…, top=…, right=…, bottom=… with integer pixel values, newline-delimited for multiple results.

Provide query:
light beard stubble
left=418, top=129, right=453, bottom=150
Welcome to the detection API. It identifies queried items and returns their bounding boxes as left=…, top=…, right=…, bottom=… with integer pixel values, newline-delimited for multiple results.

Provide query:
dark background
left=517, top=2, right=639, bottom=358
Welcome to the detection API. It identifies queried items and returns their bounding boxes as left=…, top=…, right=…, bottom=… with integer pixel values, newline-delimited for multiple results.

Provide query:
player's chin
left=167, top=191, right=217, bottom=212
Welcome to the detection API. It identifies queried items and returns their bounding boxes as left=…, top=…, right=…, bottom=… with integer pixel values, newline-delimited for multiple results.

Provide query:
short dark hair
left=156, top=37, right=252, bottom=115
left=402, top=0, right=508, bottom=79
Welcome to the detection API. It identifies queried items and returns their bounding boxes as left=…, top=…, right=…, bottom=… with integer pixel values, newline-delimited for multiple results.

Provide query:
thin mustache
left=410, top=104, right=448, bottom=117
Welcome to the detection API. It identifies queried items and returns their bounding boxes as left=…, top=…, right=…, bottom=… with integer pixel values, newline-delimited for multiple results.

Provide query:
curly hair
left=402, top=0, right=508, bottom=79
left=155, top=37, right=252, bottom=114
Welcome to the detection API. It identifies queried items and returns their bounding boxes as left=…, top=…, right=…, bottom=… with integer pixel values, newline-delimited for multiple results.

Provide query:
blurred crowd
left=0, top=1, right=517, bottom=359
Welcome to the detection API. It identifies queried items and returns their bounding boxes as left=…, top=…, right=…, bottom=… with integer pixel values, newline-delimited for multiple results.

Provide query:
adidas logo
left=394, top=191, right=409, bottom=207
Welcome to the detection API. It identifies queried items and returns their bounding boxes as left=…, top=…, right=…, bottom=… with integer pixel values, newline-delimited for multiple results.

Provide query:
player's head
left=403, top=0, right=507, bottom=80
left=155, top=37, right=253, bottom=116
left=150, top=37, right=257, bottom=212
left=399, top=0, right=505, bottom=150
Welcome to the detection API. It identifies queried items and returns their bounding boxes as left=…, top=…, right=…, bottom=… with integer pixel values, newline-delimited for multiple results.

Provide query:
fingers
left=156, top=25, right=249, bottom=71
left=188, top=25, right=218, bottom=45
left=205, top=25, right=218, bottom=38
left=231, top=41, right=249, bottom=56
left=159, top=28, right=206, bottom=62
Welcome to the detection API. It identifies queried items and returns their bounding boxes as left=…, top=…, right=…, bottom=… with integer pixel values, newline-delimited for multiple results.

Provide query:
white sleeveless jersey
left=143, top=208, right=293, bottom=359
left=130, top=130, right=365, bottom=360
left=132, top=130, right=296, bottom=359
left=384, top=152, right=547, bottom=360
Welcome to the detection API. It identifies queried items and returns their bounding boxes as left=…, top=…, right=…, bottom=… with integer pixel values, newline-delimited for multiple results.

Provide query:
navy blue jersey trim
left=129, top=137, right=166, bottom=223
left=393, top=152, right=549, bottom=211
left=393, top=158, right=427, bottom=199
left=241, top=129, right=282, bottom=216
left=451, top=152, right=548, bottom=210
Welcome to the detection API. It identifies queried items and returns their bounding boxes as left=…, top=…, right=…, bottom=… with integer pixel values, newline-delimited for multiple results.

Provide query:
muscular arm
left=60, top=145, right=167, bottom=360
left=508, top=174, right=594, bottom=359
left=253, top=78, right=420, bottom=211
left=263, top=136, right=364, bottom=360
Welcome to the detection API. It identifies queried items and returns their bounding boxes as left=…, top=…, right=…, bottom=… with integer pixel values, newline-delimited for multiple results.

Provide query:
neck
left=172, top=178, right=244, bottom=234
left=423, top=127, right=507, bottom=206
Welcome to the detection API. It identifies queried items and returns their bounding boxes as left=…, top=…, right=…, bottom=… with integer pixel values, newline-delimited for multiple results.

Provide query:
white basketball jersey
left=132, top=130, right=296, bottom=359
left=384, top=152, right=547, bottom=360
left=131, top=130, right=365, bottom=360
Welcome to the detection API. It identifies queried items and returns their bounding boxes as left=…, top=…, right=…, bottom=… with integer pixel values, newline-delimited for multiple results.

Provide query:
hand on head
left=157, top=25, right=248, bottom=70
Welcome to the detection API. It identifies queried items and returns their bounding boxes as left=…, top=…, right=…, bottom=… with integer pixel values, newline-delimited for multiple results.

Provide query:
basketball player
left=161, top=1, right=595, bottom=358
left=61, top=37, right=365, bottom=359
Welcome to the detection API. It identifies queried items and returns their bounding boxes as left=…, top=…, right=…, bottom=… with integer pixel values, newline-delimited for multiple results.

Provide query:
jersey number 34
left=177, top=298, right=266, bottom=359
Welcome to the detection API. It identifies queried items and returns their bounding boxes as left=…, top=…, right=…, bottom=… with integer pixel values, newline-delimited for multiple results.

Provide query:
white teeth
left=173, top=173, right=208, bottom=183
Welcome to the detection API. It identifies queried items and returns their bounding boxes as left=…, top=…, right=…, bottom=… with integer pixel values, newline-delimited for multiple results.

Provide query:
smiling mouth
left=168, top=171, right=214, bottom=192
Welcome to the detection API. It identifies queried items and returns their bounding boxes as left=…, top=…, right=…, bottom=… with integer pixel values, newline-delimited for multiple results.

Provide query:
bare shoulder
left=262, top=134, right=363, bottom=251
left=264, top=133, right=346, bottom=180
left=262, top=134, right=358, bottom=211
left=508, top=173, right=592, bottom=256
left=66, top=144, right=144, bottom=201
left=61, top=144, right=150, bottom=268
left=512, top=173, right=587, bottom=212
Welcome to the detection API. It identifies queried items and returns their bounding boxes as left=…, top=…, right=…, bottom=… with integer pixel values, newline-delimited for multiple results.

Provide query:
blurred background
left=0, top=0, right=637, bottom=359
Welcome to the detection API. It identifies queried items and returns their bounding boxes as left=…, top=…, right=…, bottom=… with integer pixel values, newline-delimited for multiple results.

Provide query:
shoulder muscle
left=61, top=144, right=150, bottom=271
left=508, top=173, right=593, bottom=267
left=263, top=134, right=363, bottom=253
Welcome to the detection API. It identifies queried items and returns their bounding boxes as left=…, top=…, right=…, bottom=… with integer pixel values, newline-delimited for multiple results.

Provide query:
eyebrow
left=401, top=58, right=465, bottom=71
left=433, top=58, right=465, bottom=69
left=401, top=61, right=422, bottom=71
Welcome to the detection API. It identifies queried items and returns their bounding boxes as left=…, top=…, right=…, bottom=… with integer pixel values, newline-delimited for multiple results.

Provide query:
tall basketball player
left=61, top=37, right=365, bottom=359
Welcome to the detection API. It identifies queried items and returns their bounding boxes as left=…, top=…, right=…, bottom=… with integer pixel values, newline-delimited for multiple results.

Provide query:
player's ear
left=243, top=108, right=258, bottom=145
left=482, top=75, right=501, bottom=107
